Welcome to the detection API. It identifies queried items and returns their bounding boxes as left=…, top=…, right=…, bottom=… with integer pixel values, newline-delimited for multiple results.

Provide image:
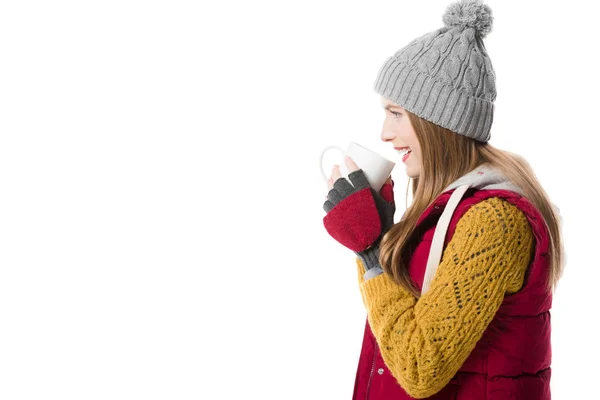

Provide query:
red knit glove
left=322, top=169, right=395, bottom=252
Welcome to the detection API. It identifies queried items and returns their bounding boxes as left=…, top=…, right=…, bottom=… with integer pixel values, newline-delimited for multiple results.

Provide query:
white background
left=0, top=0, right=597, bottom=398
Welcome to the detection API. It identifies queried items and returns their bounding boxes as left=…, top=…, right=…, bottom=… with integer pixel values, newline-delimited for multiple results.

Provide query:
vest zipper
left=365, top=338, right=377, bottom=400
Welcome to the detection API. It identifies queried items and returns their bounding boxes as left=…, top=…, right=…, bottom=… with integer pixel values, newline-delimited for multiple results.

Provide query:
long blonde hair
left=379, top=110, right=565, bottom=298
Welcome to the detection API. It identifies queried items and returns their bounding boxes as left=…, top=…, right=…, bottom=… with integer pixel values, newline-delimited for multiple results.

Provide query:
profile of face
left=380, top=96, right=422, bottom=179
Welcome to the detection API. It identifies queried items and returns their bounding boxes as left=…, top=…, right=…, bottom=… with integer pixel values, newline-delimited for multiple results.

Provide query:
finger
left=327, top=187, right=344, bottom=205
left=347, top=169, right=370, bottom=190
left=333, top=177, right=355, bottom=197
left=331, top=165, right=342, bottom=182
left=327, top=177, right=334, bottom=191
left=323, top=199, right=335, bottom=213
left=345, top=156, right=359, bottom=173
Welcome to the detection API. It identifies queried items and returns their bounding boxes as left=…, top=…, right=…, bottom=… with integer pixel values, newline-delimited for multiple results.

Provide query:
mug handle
left=320, top=145, right=345, bottom=182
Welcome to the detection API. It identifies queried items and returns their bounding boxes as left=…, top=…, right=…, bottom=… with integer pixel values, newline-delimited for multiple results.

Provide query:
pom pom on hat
left=442, top=0, right=493, bottom=38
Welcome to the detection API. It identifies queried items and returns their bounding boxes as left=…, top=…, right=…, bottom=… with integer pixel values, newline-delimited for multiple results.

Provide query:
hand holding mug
left=322, top=156, right=395, bottom=253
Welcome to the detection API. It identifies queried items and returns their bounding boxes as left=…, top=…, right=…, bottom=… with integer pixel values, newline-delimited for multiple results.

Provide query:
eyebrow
left=384, top=104, right=400, bottom=110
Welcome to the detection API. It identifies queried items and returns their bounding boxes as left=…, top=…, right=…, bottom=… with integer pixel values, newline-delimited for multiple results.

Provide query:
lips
left=395, top=146, right=412, bottom=163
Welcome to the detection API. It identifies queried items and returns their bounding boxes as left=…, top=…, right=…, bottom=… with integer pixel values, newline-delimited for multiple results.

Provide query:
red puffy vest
left=352, top=188, right=552, bottom=400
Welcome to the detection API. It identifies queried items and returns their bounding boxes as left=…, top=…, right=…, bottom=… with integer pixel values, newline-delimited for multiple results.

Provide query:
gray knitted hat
left=374, top=0, right=496, bottom=142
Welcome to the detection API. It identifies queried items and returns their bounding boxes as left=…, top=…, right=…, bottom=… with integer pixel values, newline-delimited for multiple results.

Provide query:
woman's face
left=380, top=96, right=421, bottom=179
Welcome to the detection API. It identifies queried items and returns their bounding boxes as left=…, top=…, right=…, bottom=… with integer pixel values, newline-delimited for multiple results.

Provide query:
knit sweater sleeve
left=356, top=197, right=534, bottom=399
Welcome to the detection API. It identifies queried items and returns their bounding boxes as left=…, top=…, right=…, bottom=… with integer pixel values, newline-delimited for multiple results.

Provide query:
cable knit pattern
left=356, top=197, right=534, bottom=398
left=373, top=0, right=497, bottom=142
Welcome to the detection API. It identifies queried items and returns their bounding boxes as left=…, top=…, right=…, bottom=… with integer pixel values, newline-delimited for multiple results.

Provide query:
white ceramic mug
left=319, top=142, right=395, bottom=193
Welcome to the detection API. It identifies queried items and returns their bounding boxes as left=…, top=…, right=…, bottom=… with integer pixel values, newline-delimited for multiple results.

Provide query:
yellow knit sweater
left=356, top=197, right=535, bottom=399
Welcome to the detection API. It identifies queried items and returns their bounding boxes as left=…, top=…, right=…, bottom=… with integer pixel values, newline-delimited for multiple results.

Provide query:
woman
left=322, top=1, right=564, bottom=399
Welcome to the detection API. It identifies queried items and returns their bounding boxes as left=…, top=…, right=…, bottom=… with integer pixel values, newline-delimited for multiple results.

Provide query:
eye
left=390, top=110, right=402, bottom=117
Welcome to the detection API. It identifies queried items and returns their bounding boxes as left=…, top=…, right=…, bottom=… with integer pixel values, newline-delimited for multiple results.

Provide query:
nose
left=381, top=130, right=395, bottom=142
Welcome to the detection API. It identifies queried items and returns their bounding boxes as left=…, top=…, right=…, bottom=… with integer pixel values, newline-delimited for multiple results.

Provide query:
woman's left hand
left=322, top=156, right=395, bottom=253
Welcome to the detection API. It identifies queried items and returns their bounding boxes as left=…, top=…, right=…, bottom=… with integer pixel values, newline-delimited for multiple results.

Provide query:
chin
left=405, top=166, right=420, bottom=179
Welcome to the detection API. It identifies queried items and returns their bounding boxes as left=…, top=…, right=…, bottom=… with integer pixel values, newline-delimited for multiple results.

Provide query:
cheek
left=398, top=123, right=416, bottom=142
left=403, top=130, right=419, bottom=150
left=414, top=148, right=423, bottom=164
left=396, top=130, right=413, bottom=144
